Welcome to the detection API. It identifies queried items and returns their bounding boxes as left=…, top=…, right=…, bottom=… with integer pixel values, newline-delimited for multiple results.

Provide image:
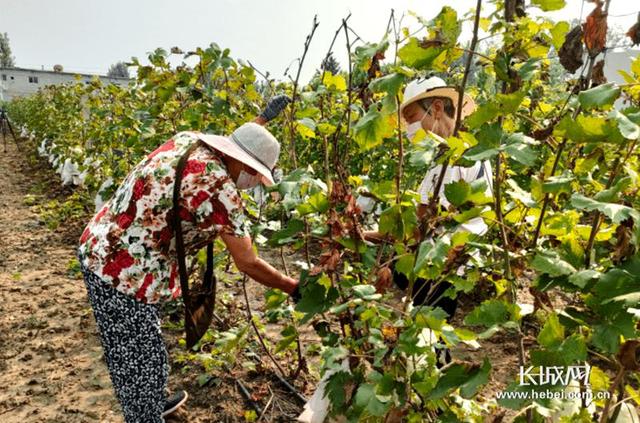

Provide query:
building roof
left=0, top=66, right=130, bottom=80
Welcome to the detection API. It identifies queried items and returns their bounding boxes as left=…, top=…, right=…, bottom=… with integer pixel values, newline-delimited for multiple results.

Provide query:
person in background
left=76, top=96, right=298, bottom=422
left=365, top=76, right=493, bottom=328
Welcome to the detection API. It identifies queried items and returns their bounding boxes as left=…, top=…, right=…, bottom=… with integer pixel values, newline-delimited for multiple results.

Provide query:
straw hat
left=399, top=76, right=476, bottom=119
left=198, top=123, right=280, bottom=186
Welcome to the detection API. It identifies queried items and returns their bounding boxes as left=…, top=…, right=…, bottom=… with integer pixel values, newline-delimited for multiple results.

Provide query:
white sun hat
left=197, top=122, right=280, bottom=186
left=399, top=76, right=476, bottom=120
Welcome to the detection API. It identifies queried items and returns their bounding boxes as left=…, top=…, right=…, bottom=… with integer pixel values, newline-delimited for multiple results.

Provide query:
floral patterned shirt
left=78, top=131, right=250, bottom=304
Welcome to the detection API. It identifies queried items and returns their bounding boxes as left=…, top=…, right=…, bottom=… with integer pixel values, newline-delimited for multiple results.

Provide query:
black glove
left=259, top=94, right=292, bottom=122
left=290, top=284, right=302, bottom=304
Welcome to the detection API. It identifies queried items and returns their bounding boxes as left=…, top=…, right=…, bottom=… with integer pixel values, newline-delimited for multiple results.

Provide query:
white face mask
left=405, top=104, right=438, bottom=141
left=405, top=121, right=423, bottom=141
left=235, top=170, right=261, bottom=190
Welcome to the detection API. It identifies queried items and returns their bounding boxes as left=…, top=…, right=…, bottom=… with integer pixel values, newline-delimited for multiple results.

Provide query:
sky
left=0, top=0, right=638, bottom=83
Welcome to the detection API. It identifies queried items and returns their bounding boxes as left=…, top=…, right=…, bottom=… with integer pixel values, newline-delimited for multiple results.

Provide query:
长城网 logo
left=518, top=365, right=591, bottom=386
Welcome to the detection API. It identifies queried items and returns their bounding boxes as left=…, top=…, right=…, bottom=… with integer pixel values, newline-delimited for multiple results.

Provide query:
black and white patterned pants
left=81, top=265, right=169, bottom=423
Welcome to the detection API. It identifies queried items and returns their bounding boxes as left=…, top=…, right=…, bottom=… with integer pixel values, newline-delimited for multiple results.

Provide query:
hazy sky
left=1, top=0, right=638, bottom=82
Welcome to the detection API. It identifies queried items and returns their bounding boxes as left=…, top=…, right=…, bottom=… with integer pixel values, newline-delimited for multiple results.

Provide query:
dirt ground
left=0, top=141, right=122, bottom=421
left=0, top=136, right=581, bottom=422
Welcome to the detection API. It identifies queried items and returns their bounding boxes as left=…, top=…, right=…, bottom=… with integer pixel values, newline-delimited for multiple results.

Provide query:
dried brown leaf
left=419, top=39, right=445, bottom=49
left=591, top=59, right=607, bottom=86
left=612, top=218, right=635, bottom=264
left=530, top=287, right=553, bottom=312
left=582, top=1, right=607, bottom=57
left=559, top=25, right=584, bottom=73
left=626, top=14, right=640, bottom=46
left=617, top=340, right=640, bottom=371
left=330, top=180, right=346, bottom=206
left=375, top=266, right=393, bottom=294
left=310, top=248, right=341, bottom=275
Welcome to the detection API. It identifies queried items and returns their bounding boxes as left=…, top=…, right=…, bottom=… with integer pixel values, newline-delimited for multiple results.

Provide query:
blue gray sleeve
left=259, top=94, right=292, bottom=122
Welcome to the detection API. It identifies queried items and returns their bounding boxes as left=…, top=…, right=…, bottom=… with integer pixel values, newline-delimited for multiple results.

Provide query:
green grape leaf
left=503, top=133, right=538, bottom=166
left=578, top=82, right=621, bottom=110
left=296, top=191, right=329, bottom=216
left=571, top=194, right=640, bottom=224
left=506, top=179, right=538, bottom=207
left=379, top=204, right=417, bottom=240
left=352, top=284, right=381, bottom=300
left=554, top=114, right=615, bottom=143
left=532, top=0, right=566, bottom=11
left=464, top=300, right=519, bottom=328
left=568, top=269, right=601, bottom=289
left=541, top=173, right=574, bottom=194
left=537, top=313, right=565, bottom=348
left=325, top=371, right=352, bottom=412
left=430, top=358, right=491, bottom=399
left=354, top=383, right=390, bottom=416
left=550, top=21, right=570, bottom=50
left=466, top=92, right=526, bottom=128
left=594, top=176, right=633, bottom=202
left=296, top=273, right=339, bottom=319
left=431, top=6, right=461, bottom=44
left=444, top=180, right=471, bottom=207
left=353, top=108, right=392, bottom=151
left=268, top=219, right=305, bottom=246
left=413, top=238, right=450, bottom=278
left=275, top=325, right=298, bottom=353
left=398, top=38, right=444, bottom=70
left=610, top=110, right=640, bottom=140
left=369, top=73, right=405, bottom=97
left=531, top=249, right=576, bottom=277
left=592, top=324, right=621, bottom=353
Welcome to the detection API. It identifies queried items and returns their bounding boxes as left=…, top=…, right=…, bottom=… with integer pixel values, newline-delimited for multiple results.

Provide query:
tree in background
left=107, top=61, right=130, bottom=78
left=320, top=51, right=341, bottom=75
left=0, top=33, right=15, bottom=68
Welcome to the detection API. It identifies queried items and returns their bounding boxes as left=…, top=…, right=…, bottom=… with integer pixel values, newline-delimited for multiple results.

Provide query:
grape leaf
left=321, top=71, right=347, bottom=92
left=268, top=219, right=304, bottom=246
left=353, top=108, right=392, bottom=151
left=578, top=82, right=620, bottom=110
left=571, top=194, right=640, bottom=224
left=531, top=249, right=576, bottom=277
left=610, top=110, right=640, bottom=140
left=398, top=38, right=444, bottom=70
left=537, top=313, right=564, bottom=348
left=466, top=92, right=526, bottom=128
left=430, top=358, right=491, bottom=399
left=444, top=180, right=471, bottom=207
left=354, top=383, right=390, bottom=416
left=464, top=299, right=519, bottom=328
left=532, top=0, right=566, bottom=12
left=550, top=21, right=570, bottom=50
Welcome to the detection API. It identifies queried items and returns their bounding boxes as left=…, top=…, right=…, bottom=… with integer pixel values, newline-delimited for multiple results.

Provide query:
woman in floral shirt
left=78, top=130, right=256, bottom=303
left=77, top=96, right=297, bottom=423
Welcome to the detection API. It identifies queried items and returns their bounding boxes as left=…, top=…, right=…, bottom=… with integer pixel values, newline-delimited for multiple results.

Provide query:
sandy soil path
left=0, top=141, right=123, bottom=422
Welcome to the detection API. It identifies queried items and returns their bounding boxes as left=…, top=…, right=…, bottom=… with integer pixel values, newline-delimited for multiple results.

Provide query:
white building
left=602, top=48, right=640, bottom=109
left=0, top=66, right=130, bottom=102
left=603, top=49, right=640, bottom=83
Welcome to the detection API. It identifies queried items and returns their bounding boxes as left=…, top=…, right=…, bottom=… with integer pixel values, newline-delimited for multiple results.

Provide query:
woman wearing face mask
left=76, top=96, right=299, bottom=422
